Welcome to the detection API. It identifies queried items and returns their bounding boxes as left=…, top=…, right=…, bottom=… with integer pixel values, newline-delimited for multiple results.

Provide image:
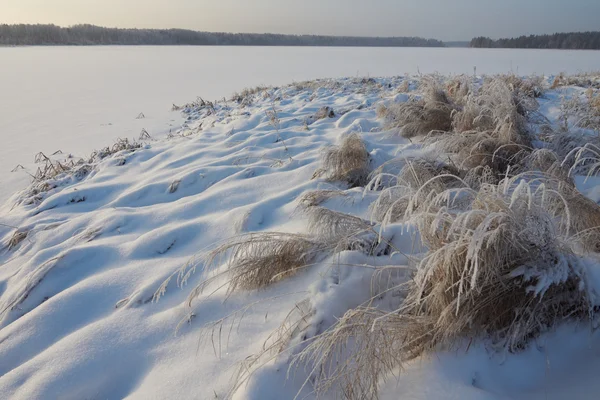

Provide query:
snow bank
left=1, top=74, right=600, bottom=399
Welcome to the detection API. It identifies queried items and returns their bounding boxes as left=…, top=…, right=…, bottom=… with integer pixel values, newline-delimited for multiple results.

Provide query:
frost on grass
left=402, top=176, right=592, bottom=350
left=193, top=74, right=600, bottom=400
left=13, top=138, right=143, bottom=207
left=559, top=90, right=600, bottom=132
left=380, top=78, right=457, bottom=138
left=143, top=74, right=600, bottom=400
left=451, top=77, right=535, bottom=144
left=297, top=189, right=348, bottom=209
left=176, top=210, right=380, bottom=305
left=314, top=133, right=371, bottom=187
left=5, top=229, right=29, bottom=251
left=288, top=174, right=597, bottom=399
left=185, top=233, right=327, bottom=301
left=368, top=158, right=462, bottom=224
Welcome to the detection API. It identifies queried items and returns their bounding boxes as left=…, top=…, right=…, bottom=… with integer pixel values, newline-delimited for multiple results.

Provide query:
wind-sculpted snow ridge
left=1, top=74, right=600, bottom=400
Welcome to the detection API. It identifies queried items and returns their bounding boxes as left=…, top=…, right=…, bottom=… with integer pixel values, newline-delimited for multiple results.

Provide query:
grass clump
left=189, top=233, right=326, bottom=300
left=6, top=229, right=29, bottom=250
left=561, top=90, right=600, bottom=132
left=13, top=138, right=143, bottom=207
left=452, top=78, right=533, bottom=144
left=297, top=190, right=348, bottom=209
left=291, top=174, right=597, bottom=399
left=435, top=132, right=531, bottom=174
left=402, top=176, right=591, bottom=349
left=368, top=159, right=461, bottom=224
left=381, top=78, right=457, bottom=138
left=314, top=133, right=371, bottom=187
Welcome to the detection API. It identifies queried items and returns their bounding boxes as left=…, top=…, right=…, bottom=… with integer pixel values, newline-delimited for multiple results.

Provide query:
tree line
left=470, top=31, right=600, bottom=50
left=0, top=24, right=445, bottom=47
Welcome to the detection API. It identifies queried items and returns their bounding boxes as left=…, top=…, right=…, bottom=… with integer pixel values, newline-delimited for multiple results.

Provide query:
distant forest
left=0, top=24, right=445, bottom=47
left=470, top=31, right=600, bottom=49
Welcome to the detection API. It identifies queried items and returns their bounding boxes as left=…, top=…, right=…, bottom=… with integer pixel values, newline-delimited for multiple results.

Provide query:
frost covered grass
left=402, top=176, right=591, bottom=349
left=220, top=73, right=600, bottom=399
left=186, top=232, right=327, bottom=299
left=314, top=133, right=371, bottom=187
left=10, top=138, right=145, bottom=208
left=379, top=78, right=457, bottom=138
left=3, top=72, right=600, bottom=400
left=297, top=189, right=349, bottom=209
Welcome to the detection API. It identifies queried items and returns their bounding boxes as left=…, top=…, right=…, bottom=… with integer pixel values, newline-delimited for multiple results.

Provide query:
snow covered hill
left=1, top=74, right=600, bottom=400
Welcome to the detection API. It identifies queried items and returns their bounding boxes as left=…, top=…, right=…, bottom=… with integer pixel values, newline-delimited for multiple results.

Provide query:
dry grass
left=290, top=308, right=418, bottom=400
left=451, top=78, right=533, bottom=144
left=304, top=207, right=384, bottom=255
left=314, top=133, right=371, bottom=187
left=0, top=256, right=63, bottom=319
left=563, top=91, right=600, bottom=132
left=164, top=218, right=380, bottom=308
left=551, top=73, right=565, bottom=89
left=401, top=175, right=591, bottom=350
left=173, top=96, right=217, bottom=114
left=397, top=80, right=410, bottom=93
left=289, top=174, right=596, bottom=399
left=307, top=207, right=372, bottom=239
left=445, top=75, right=471, bottom=105
left=188, top=233, right=326, bottom=300
left=551, top=72, right=600, bottom=90
left=231, top=85, right=270, bottom=106
left=381, top=76, right=535, bottom=149
left=590, top=90, right=600, bottom=112
left=90, top=138, right=142, bottom=162
left=556, top=184, right=600, bottom=252
left=297, top=190, right=348, bottom=209
left=13, top=138, right=142, bottom=207
left=563, top=143, right=600, bottom=178
left=368, top=159, right=461, bottom=224
left=160, top=73, right=600, bottom=399
left=522, top=148, right=571, bottom=182
left=435, top=132, right=531, bottom=174
left=381, top=79, right=457, bottom=138
left=7, top=229, right=29, bottom=250
left=498, top=74, right=544, bottom=98
left=29, top=152, right=86, bottom=183
left=292, top=79, right=344, bottom=93
left=314, top=106, right=335, bottom=120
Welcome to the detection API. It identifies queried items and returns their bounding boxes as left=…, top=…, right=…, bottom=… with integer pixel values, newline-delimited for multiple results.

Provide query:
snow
left=2, top=51, right=600, bottom=399
left=3, top=46, right=600, bottom=206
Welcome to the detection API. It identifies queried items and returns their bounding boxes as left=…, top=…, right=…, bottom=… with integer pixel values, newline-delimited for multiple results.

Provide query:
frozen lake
left=1, top=45, right=600, bottom=204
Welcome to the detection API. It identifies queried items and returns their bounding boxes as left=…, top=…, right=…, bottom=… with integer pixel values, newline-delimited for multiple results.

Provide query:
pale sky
left=2, top=0, right=599, bottom=41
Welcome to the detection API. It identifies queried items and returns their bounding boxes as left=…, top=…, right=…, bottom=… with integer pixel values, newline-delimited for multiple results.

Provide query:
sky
left=2, top=0, right=600, bottom=41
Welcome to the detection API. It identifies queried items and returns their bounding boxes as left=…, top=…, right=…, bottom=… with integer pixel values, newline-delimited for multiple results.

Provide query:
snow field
left=1, top=73, right=600, bottom=399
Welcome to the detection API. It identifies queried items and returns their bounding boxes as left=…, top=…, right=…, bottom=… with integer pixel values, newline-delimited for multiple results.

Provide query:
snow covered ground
left=2, top=65, right=600, bottom=399
left=3, top=46, right=600, bottom=206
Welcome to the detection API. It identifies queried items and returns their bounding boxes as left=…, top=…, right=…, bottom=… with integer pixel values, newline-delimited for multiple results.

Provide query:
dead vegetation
left=560, top=89, right=600, bottom=132
left=197, top=233, right=326, bottom=297
left=313, top=133, right=371, bottom=187
left=551, top=72, right=600, bottom=90
left=6, top=229, right=29, bottom=250
left=12, top=138, right=143, bottom=207
left=380, top=78, right=457, bottom=138
left=231, top=85, right=270, bottom=107
left=313, top=106, right=335, bottom=120
left=401, top=176, right=591, bottom=349
left=368, top=158, right=461, bottom=224
left=297, top=190, right=348, bottom=209
left=287, top=173, right=598, bottom=399
left=148, top=73, right=600, bottom=399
